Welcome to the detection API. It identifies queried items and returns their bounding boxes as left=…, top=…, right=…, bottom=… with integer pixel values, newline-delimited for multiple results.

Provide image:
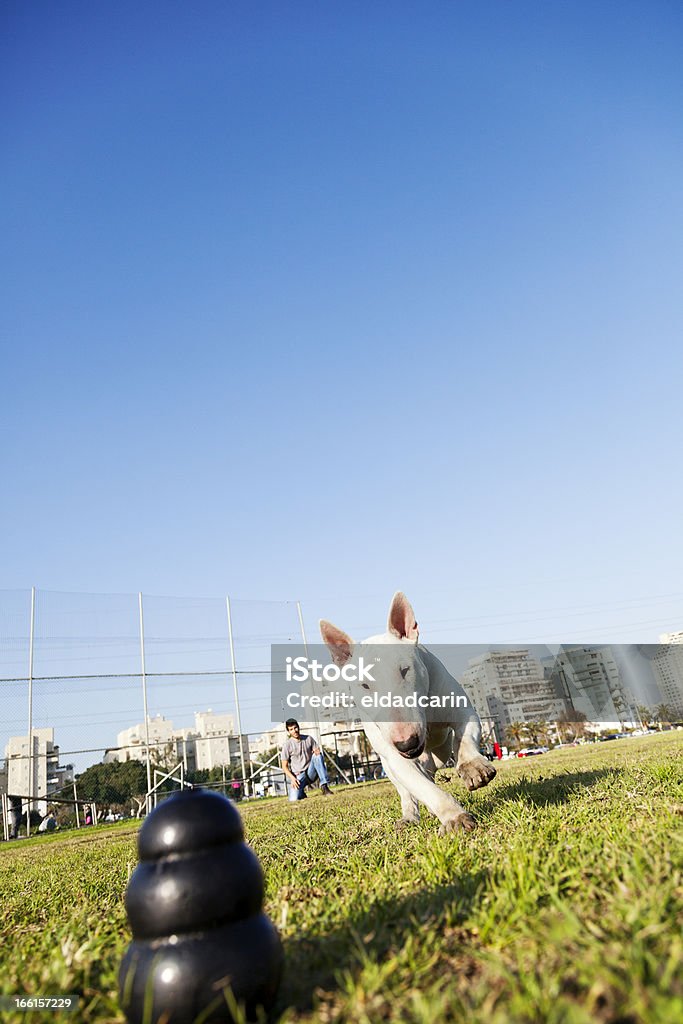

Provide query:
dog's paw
left=458, top=758, right=497, bottom=792
left=438, top=811, right=477, bottom=836
left=395, top=816, right=419, bottom=830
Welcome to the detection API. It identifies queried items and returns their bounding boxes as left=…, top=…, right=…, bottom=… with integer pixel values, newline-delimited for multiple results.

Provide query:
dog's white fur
left=320, top=592, right=496, bottom=834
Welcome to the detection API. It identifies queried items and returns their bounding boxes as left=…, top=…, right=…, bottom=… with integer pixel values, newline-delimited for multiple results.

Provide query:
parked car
left=516, top=747, right=546, bottom=757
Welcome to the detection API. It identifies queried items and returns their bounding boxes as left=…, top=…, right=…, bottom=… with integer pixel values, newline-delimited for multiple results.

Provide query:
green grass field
left=1, top=733, right=681, bottom=1024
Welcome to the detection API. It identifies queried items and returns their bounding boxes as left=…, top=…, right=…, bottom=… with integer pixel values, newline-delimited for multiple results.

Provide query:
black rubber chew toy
left=119, top=789, right=282, bottom=1024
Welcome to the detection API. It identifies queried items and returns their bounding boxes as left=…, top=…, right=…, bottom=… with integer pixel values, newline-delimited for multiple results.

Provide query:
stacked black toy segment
left=119, top=789, right=282, bottom=1024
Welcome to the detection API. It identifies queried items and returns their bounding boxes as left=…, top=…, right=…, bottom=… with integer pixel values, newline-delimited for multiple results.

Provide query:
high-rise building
left=105, top=711, right=247, bottom=774
left=111, top=714, right=176, bottom=762
left=192, top=710, right=241, bottom=771
left=4, top=728, right=74, bottom=815
left=461, top=650, right=565, bottom=733
left=651, top=633, right=683, bottom=717
left=544, top=647, right=638, bottom=727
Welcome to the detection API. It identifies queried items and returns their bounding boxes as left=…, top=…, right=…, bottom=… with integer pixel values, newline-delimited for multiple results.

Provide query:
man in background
left=38, top=810, right=57, bottom=833
left=8, top=796, right=21, bottom=839
left=280, top=718, right=333, bottom=801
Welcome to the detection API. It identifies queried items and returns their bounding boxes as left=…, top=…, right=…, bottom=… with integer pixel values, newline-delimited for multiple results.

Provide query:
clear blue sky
left=2, top=0, right=683, bottom=694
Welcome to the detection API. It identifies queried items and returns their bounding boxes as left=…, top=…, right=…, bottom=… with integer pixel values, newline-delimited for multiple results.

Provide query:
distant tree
left=154, top=740, right=182, bottom=772
left=187, top=766, right=224, bottom=787
left=556, top=709, right=588, bottom=741
left=505, top=722, right=526, bottom=748
left=572, top=711, right=588, bottom=738
left=555, top=711, right=573, bottom=742
left=186, top=762, right=245, bottom=791
left=637, top=705, right=653, bottom=728
left=63, top=759, right=148, bottom=807
left=611, top=692, right=629, bottom=730
left=524, top=720, right=548, bottom=745
left=255, top=747, right=279, bottom=765
left=355, top=732, right=375, bottom=761
left=655, top=704, right=673, bottom=727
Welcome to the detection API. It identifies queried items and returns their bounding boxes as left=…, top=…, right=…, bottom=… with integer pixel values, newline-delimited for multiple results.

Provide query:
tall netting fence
left=31, top=589, right=141, bottom=766
left=0, top=589, right=312, bottom=832
left=0, top=589, right=33, bottom=761
left=5, top=589, right=676, bottom=838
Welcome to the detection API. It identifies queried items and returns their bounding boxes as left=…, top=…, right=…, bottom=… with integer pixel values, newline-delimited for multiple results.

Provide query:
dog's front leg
left=453, top=714, right=497, bottom=792
left=366, top=723, right=475, bottom=834
left=392, top=753, right=476, bottom=834
left=381, top=755, right=420, bottom=827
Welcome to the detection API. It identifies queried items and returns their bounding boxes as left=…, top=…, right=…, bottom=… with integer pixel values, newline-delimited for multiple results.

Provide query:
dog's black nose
left=395, top=735, right=421, bottom=754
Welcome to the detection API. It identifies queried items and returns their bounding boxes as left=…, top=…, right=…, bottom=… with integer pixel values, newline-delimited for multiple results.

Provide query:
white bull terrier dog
left=320, top=592, right=496, bottom=834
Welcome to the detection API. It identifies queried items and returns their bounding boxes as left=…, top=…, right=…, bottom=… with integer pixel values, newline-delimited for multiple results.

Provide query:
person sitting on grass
left=280, top=718, right=333, bottom=802
left=38, top=811, right=57, bottom=833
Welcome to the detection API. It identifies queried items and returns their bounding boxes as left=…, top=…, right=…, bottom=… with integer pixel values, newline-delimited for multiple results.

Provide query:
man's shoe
left=321, top=784, right=333, bottom=796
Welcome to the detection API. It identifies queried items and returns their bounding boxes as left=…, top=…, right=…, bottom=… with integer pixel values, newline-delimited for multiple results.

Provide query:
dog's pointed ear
left=387, top=592, right=419, bottom=642
left=319, top=620, right=354, bottom=666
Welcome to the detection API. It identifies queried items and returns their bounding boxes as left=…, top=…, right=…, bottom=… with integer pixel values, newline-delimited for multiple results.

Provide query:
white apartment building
left=192, top=711, right=240, bottom=771
left=112, top=714, right=176, bottom=762
left=461, top=650, right=565, bottom=730
left=652, top=633, right=683, bottom=717
left=105, top=711, right=247, bottom=773
left=546, top=647, right=638, bottom=727
left=4, top=728, right=74, bottom=815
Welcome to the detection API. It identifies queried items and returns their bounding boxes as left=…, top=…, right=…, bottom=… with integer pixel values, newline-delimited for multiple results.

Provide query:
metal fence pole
left=1, top=793, right=9, bottom=842
left=226, top=597, right=248, bottom=794
left=73, top=781, right=80, bottom=828
left=138, top=593, right=153, bottom=813
left=26, top=586, right=36, bottom=837
left=296, top=600, right=323, bottom=746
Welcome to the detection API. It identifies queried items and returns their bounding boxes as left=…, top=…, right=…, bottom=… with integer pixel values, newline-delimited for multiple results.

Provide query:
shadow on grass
left=275, top=866, right=489, bottom=1015
left=484, top=767, right=623, bottom=808
left=274, top=767, right=624, bottom=1015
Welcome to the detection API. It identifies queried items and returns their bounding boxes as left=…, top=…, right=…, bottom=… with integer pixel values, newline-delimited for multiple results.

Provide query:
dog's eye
left=400, top=666, right=409, bottom=680
left=361, top=683, right=370, bottom=690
